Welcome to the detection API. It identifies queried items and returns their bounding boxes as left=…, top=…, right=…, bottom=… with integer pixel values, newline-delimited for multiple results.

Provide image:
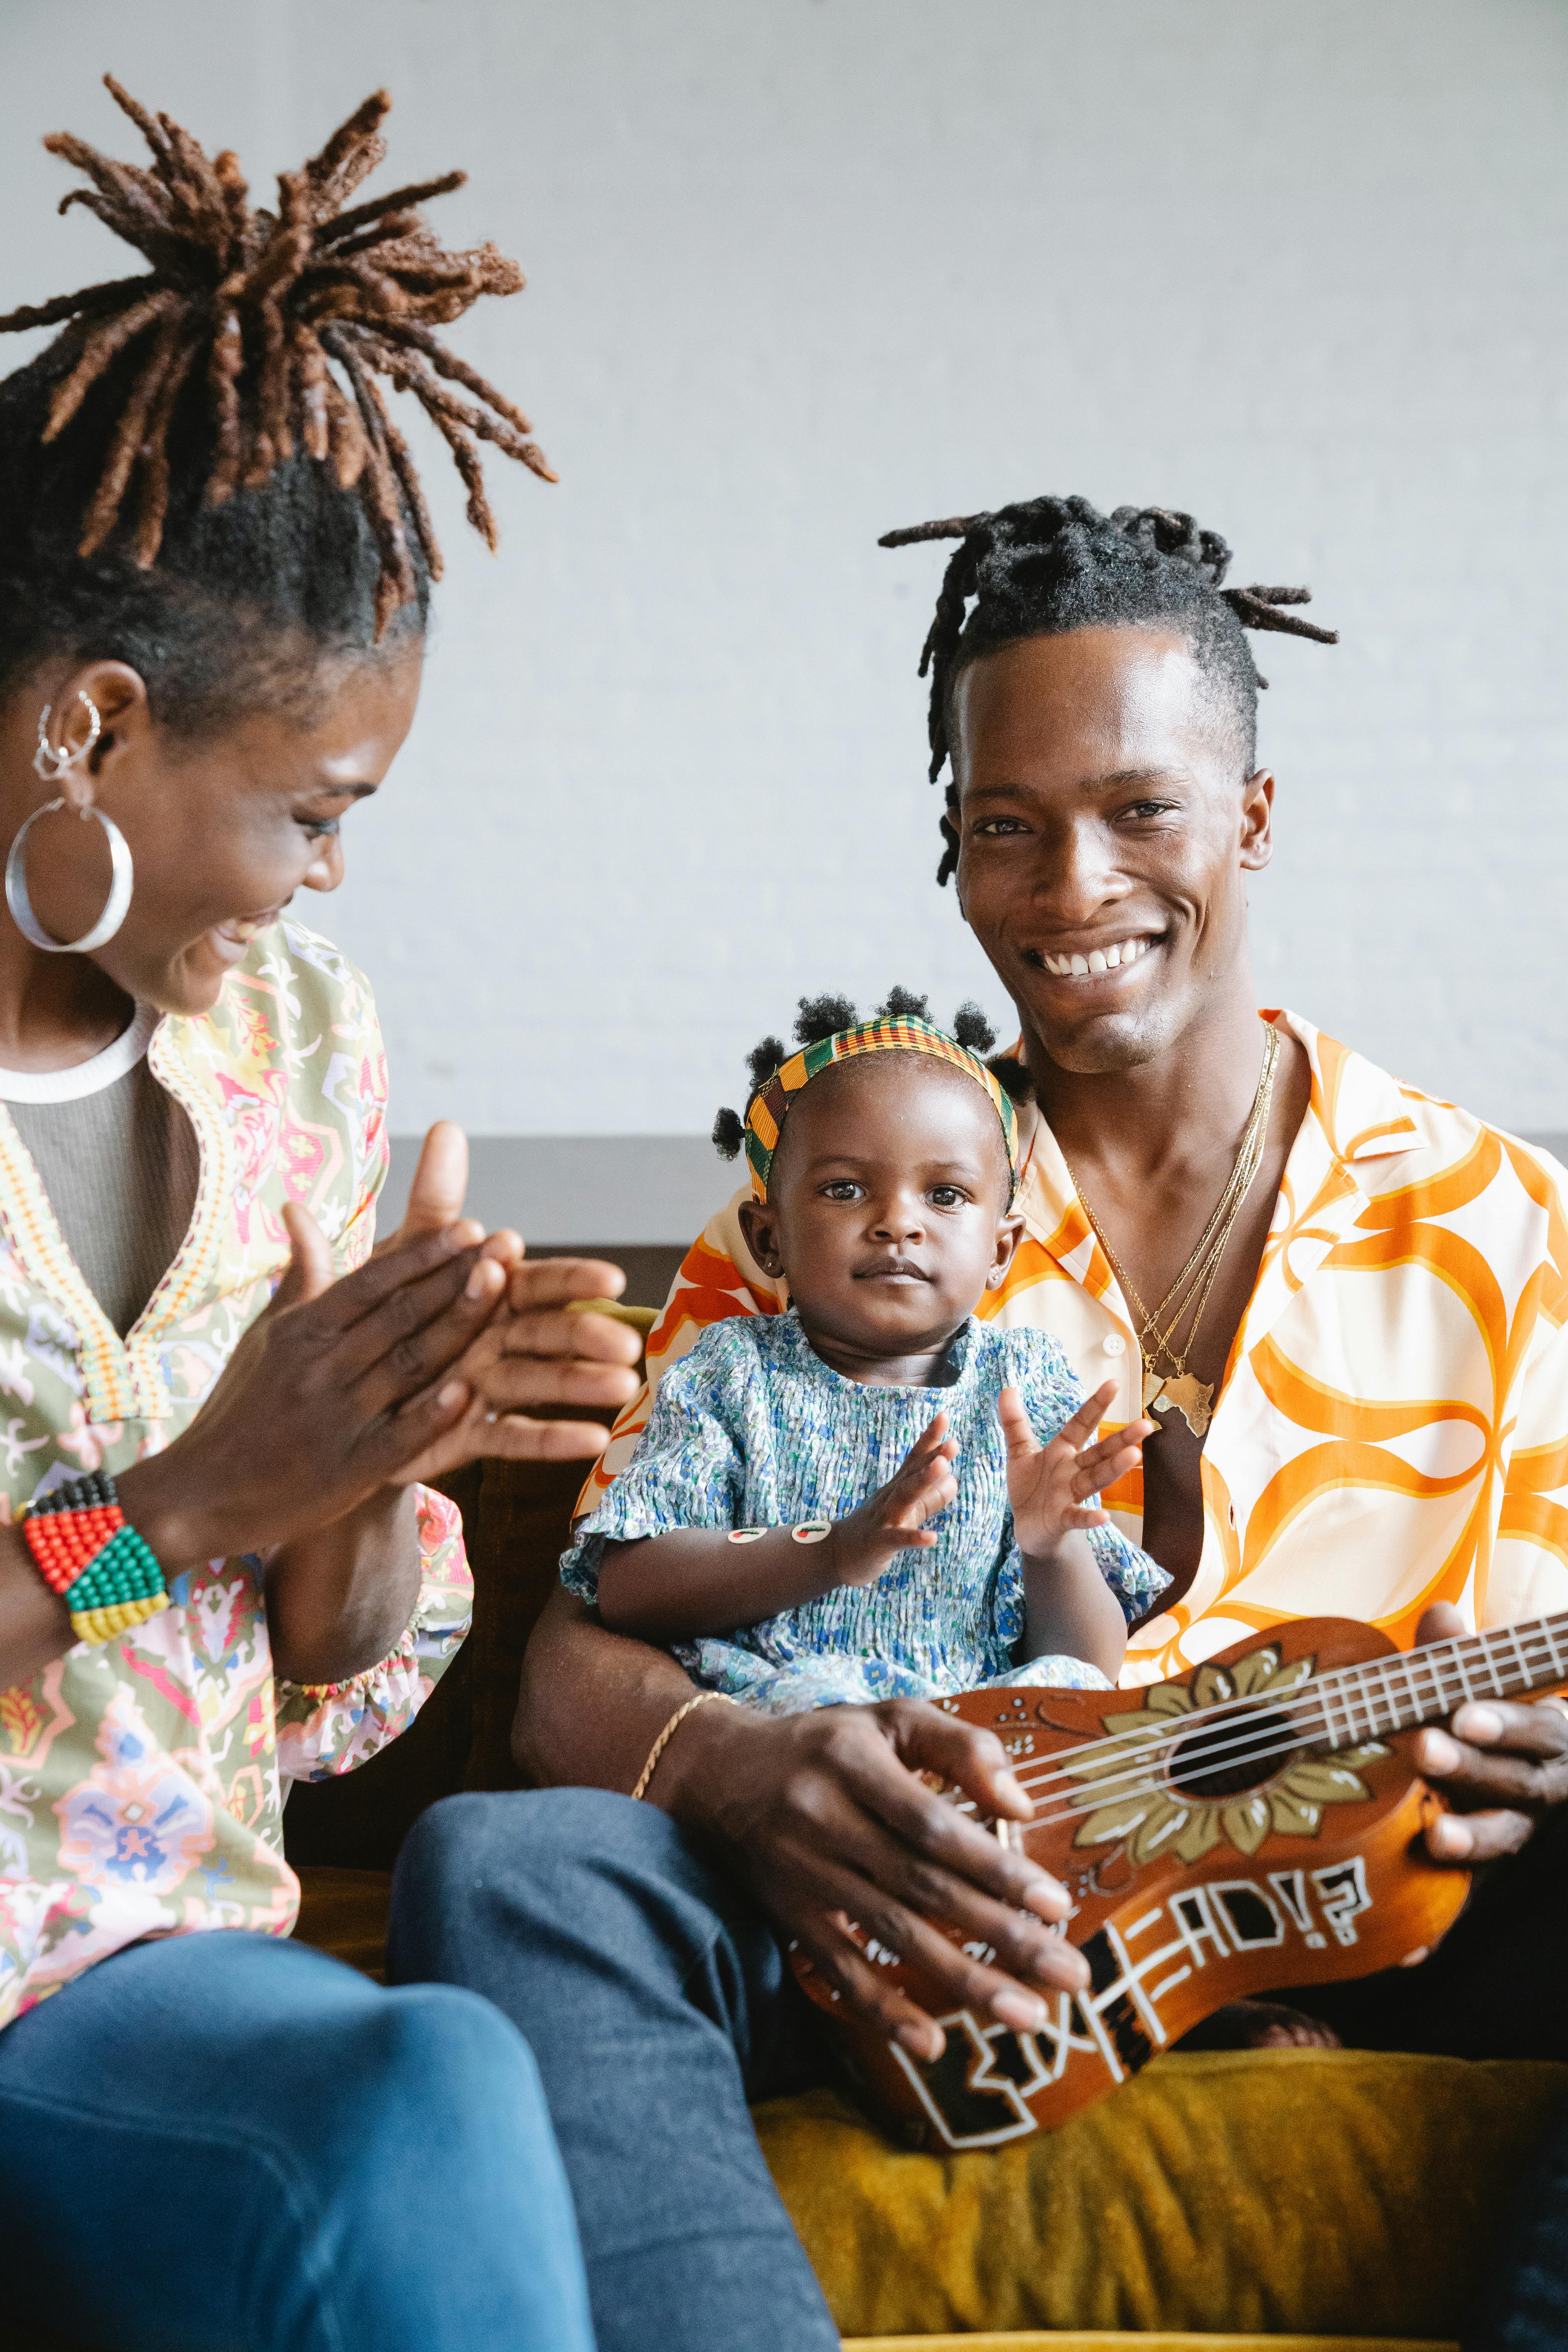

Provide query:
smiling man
left=390, top=497, right=1568, bottom=2352
left=580, top=497, right=1568, bottom=1677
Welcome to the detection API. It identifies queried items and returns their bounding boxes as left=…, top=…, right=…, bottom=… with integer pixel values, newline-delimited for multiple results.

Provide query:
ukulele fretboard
left=1301, top=1610, right=1568, bottom=1749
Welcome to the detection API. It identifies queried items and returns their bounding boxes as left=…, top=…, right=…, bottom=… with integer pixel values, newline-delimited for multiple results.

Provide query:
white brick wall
left=4, top=0, right=1566, bottom=1140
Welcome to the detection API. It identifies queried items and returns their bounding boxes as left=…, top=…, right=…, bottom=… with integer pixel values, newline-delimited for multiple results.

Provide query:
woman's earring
left=6, top=693, right=134, bottom=954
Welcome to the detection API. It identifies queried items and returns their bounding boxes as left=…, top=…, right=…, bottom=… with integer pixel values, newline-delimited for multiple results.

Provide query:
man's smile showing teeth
left=1037, top=935, right=1156, bottom=979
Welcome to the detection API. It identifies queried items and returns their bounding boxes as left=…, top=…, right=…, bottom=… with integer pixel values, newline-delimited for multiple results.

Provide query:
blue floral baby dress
left=561, top=1310, right=1168, bottom=1715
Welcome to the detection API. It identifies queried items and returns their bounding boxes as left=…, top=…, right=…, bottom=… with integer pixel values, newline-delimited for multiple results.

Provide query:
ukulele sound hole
left=1167, top=1706, right=1300, bottom=1802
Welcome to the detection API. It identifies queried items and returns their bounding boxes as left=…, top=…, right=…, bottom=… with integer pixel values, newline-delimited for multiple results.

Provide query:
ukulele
left=790, top=1610, right=1568, bottom=2152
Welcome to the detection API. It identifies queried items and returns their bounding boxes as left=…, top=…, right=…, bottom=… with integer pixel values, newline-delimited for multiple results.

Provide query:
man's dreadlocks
left=0, top=77, right=552, bottom=723
left=880, top=496, right=1338, bottom=884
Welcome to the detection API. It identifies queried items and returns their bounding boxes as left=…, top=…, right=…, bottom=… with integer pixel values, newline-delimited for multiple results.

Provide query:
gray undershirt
left=7, top=1059, right=200, bottom=1339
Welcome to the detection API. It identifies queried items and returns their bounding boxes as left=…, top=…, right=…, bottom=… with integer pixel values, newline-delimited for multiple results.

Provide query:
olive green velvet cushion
left=843, top=2338, right=1455, bottom=2351
left=294, top=1870, right=1564, bottom=2343
left=754, top=2057, right=1568, bottom=2340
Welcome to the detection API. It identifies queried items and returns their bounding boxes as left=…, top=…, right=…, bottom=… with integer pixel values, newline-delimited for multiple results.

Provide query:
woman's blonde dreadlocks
left=0, top=77, right=554, bottom=637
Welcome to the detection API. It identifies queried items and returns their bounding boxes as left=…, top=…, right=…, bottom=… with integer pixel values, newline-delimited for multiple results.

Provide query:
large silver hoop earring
left=6, top=695, right=133, bottom=955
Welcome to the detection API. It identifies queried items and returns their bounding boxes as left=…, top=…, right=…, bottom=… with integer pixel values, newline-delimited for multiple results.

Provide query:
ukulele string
left=952, top=1719, right=1334, bottom=1833
left=983, top=1618, right=1568, bottom=1813
left=953, top=1624, right=1568, bottom=1832
left=969, top=1641, right=1568, bottom=1838
left=999, top=1643, right=1560, bottom=1824
left=956, top=1708, right=1432, bottom=1836
left=989, top=1696, right=1330, bottom=1811
left=1026, top=1726, right=1371, bottom=1831
left=984, top=1662, right=1388, bottom=1797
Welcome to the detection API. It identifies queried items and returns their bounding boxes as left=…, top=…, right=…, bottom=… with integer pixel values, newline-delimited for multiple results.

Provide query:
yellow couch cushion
left=756, top=2059, right=1567, bottom=2340
left=842, top=2337, right=1456, bottom=2350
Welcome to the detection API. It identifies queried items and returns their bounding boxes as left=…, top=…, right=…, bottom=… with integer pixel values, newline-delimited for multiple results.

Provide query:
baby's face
left=743, top=1056, right=1017, bottom=1359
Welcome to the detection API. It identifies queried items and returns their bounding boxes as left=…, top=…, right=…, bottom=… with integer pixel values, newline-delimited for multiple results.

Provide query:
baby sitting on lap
left=561, top=991, right=1167, bottom=1715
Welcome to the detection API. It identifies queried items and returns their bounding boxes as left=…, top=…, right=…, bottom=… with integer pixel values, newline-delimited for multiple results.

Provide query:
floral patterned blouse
left=0, top=919, right=470, bottom=2031
left=562, top=1309, right=1167, bottom=1715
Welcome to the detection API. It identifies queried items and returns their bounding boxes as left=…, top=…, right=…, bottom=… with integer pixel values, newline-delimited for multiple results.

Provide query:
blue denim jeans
left=388, top=1786, right=840, bottom=2352
left=0, top=1927, right=596, bottom=2352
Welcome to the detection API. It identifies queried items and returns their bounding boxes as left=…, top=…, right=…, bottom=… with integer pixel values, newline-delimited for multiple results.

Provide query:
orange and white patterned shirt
left=579, top=1011, right=1568, bottom=1688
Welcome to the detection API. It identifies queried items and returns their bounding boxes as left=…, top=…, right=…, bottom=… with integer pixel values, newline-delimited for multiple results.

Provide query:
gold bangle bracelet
left=630, top=1690, right=736, bottom=1803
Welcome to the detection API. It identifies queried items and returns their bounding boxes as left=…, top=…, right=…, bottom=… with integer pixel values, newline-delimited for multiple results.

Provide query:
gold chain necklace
left=1109, top=1029, right=1279, bottom=1374
left=1066, top=1026, right=1281, bottom=1439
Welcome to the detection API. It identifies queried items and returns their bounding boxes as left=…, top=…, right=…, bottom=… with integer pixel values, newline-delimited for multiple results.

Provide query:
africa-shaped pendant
left=1152, top=1372, right=1214, bottom=1439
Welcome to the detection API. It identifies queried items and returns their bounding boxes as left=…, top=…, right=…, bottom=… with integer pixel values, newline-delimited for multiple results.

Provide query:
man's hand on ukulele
left=665, top=1695, right=1090, bottom=2065
left=1412, top=1601, right=1568, bottom=1862
left=998, top=1381, right=1153, bottom=1559
left=825, top=1412, right=959, bottom=1589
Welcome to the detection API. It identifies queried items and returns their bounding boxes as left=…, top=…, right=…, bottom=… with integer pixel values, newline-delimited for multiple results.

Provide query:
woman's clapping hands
left=374, top=1123, right=642, bottom=1485
left=123, top=1123, right=642, bottom=1569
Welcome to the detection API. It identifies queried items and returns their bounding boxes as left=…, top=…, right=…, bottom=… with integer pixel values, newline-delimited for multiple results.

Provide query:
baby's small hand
left=998, top=1381, right=1152, bottom=1562
left=828, top=1411, right=959, bottom=1588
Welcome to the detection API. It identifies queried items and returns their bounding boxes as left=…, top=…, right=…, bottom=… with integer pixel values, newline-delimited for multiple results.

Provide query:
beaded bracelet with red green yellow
left=20, top=1470, right=167, bottom=1646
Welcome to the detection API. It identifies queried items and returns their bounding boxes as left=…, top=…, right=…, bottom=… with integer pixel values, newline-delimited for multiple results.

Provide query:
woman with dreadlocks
left=400, top=493, right=1568, bottom=2352
left=0, top=78, right=639, bottom=2351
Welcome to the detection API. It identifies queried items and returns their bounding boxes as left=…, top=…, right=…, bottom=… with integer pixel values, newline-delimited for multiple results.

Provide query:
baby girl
left=561, top=994, right=1165, bottom=1714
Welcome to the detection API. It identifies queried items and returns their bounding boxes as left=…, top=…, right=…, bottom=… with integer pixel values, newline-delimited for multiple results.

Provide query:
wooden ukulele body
left=792, top=1617, right=1472, bottom=2152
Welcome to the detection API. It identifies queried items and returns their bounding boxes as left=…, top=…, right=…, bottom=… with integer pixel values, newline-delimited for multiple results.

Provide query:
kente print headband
left=737, top=1014, right=1020, bottom=1204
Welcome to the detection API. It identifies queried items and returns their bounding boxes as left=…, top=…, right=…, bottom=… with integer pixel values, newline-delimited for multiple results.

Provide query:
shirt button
left=1102, top=1334, right=1127, bottom=1356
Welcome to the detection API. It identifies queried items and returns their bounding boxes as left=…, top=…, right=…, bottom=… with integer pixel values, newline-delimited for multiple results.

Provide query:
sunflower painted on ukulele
left=1064, top=1641, right=1387, bottom=1867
